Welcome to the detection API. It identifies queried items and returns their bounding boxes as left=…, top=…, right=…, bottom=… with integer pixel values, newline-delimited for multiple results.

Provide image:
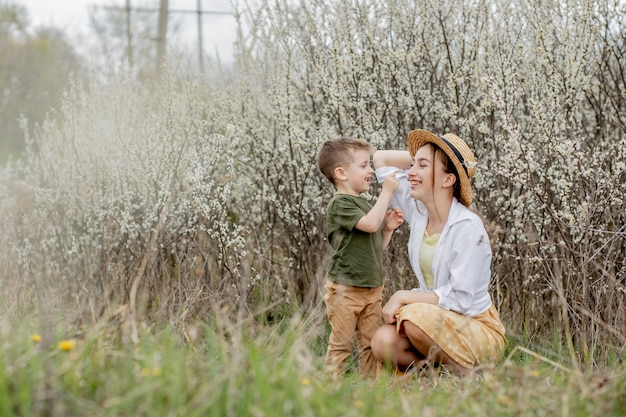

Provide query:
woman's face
left=407, top=144, right=449, bottom=202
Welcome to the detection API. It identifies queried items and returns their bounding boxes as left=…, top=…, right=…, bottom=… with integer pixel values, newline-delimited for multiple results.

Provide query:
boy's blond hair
left=318, top=137, right=373, bottom=185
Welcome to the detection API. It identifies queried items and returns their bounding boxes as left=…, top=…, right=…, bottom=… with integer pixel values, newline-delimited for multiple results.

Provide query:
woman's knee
left=371, top=324, right=397, bottom=360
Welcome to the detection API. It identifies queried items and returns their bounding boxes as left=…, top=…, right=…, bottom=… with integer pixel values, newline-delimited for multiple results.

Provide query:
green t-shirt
left=325, top=193, right=384, bottom=287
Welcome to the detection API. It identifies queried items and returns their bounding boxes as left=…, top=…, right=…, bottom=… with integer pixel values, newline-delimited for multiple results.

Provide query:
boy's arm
left=382, top=229, right=394, bottom=249
left=354, top=175, right=399, bottom=233
left=382, top=208, right=404, bottom=249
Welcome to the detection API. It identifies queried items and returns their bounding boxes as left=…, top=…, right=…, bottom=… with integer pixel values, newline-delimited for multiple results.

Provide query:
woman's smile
left=409, top=173, right=423, bottom=190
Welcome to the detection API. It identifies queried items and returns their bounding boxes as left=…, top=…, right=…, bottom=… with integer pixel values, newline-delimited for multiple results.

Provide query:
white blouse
left=376, top=166, right=493, bottom=316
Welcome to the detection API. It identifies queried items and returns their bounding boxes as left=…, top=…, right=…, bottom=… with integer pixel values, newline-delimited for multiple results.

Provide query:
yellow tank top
left=419, top=230, right=440, bottom=289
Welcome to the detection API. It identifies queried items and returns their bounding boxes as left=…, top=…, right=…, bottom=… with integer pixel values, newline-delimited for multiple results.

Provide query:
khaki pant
left=323, top=279, right=383, bottom=379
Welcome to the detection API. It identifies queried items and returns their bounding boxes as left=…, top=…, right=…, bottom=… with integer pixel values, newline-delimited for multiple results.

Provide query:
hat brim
left=407, top=129, right=473, bottom=206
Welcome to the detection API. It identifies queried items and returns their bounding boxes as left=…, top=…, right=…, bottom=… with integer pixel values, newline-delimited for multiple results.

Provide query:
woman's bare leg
left=402, top=322, right=470, bottom=376
left=371, top=324, right=424, bottom=372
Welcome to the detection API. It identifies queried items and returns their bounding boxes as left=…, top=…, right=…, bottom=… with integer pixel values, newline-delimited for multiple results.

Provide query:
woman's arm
left=373, top=150, right=413, bottom=170
left=382, top=290, right=439, bottom=324
left=434, top=219, right=492, bottom=314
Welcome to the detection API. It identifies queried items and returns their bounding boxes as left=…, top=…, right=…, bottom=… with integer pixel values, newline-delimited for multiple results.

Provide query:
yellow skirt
left=396, top=303, right=507, bottom=369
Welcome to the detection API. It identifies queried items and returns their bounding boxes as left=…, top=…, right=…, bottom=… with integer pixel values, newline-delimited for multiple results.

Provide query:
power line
left=95, top=5, right=232, bottom=15
left=93, top=1, right=233, bottom=72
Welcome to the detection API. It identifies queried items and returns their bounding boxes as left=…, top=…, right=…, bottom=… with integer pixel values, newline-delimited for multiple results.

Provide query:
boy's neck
left=335, top=183, right=361, bottom=196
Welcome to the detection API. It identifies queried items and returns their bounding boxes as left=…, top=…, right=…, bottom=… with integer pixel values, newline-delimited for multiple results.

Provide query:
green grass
left=0, top=318, right=624, bottom=417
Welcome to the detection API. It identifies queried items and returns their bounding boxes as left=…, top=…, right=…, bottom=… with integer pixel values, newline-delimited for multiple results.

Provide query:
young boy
left=317, top=137, right=404, bottom=379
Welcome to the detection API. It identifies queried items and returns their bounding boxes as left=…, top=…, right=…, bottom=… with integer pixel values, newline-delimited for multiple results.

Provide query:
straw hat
left=407, top=129, right=477, bottom=207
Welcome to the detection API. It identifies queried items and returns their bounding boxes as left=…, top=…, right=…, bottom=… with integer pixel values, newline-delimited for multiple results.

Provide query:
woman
left=371, top=129, right=506, bottom=376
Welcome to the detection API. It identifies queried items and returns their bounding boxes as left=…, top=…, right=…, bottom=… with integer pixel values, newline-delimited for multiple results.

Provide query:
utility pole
left=125, top=0, right=132, bottom=67
left=156, top=0, right=169, bottom=72
left=197, top=0, right=204, bottom=73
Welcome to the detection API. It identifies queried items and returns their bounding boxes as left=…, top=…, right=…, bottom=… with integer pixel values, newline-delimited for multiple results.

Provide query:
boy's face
left=335, top=148, right=374, bottom=196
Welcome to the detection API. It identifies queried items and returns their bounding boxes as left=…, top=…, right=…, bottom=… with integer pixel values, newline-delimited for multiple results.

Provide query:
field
left=1, top=317, right=623, bottom=416
left=0, top=0, right=625, bottom=415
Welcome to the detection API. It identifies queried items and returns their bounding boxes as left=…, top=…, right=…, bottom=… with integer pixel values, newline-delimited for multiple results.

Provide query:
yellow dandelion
left=141, top=367, right=162, bottom=377
left=31, top=334, right=42, bottom=343
left=300, top=378, right=311, bottom=386
left=354, top=400, right=365, bottom=408
left=58, top=339, right=76, bottom=351
left=497, top=395, right=512, bottom=406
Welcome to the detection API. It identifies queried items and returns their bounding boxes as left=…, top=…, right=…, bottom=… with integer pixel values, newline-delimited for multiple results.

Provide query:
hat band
left=440, top=137, right=468, bottom=177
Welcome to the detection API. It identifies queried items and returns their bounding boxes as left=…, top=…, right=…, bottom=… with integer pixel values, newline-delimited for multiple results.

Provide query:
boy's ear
left=334, top=166, right=347, bottom=181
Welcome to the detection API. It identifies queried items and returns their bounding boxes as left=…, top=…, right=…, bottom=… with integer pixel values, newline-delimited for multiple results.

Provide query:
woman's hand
left=382, top=290, right=440, bottom=324
left=382, top=290, right=409, bottom=324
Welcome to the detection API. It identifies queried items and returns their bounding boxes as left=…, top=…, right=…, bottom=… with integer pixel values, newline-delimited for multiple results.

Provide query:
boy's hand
left=381, top=172, right=401, bottom=193
left=384, top=208, right=404, bottom=231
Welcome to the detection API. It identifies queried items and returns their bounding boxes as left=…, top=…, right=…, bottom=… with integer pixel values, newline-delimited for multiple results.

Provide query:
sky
left=18, top=0, right=238, bottom=65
